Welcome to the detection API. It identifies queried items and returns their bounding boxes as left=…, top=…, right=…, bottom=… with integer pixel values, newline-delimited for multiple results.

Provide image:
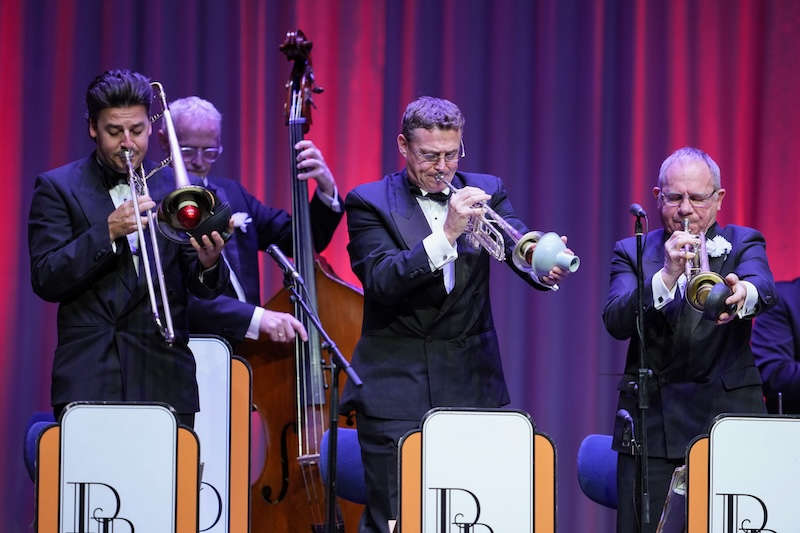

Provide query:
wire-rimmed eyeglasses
left=659, top=189, right=718, bottom=207
left=179, top=145, right=223, bottom=162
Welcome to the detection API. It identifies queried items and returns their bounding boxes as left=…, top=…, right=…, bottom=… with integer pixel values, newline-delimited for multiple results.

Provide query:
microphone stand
left=278, top=272, right=362, bottom=533
left=633, top=212, right=651, bottom=529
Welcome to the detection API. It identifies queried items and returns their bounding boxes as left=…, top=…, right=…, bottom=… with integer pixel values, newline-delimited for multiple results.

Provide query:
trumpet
left=434, top=173, right=579, bottom=276
left=682, top=218, right=735, bottom=320
left=120, top=82, right=232, bottom=344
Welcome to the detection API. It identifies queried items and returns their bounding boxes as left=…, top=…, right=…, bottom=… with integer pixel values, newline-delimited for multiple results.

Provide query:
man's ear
left=397, top=134, right=408, bottom=159
left=88, top=120, right=97, bottom=141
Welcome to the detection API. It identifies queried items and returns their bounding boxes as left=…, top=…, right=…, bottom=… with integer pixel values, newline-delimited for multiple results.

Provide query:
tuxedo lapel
left=433, top=237, right=475, bottom=320
left=205, top=179, right=242, bottom=279
left=705, top=224, right=729, bottom=274
left=389, top=171, right=433, bottom=251
left=76, top=157, right=139, bottom=295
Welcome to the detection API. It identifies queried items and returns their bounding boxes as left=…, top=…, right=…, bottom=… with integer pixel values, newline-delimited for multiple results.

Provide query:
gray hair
left=168, top=96, right=222, bottom=129
left=401, top=96, right=465, bottom=141
left=658, top=147, right=722, bottom=189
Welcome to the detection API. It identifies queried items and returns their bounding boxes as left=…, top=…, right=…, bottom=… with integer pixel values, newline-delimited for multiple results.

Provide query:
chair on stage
left=23, top=411, right=56, bottom=482
left=320, top=427, right=368, bottom=505
left=576, top=433, right=618, bottom=509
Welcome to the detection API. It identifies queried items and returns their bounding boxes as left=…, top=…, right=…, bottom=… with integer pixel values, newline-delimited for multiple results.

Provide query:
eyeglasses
left=659, top=189, right=718, bottom=207
left=180, top=146, right=223, bottom=162
left=412, top=139, right=466, bottom=164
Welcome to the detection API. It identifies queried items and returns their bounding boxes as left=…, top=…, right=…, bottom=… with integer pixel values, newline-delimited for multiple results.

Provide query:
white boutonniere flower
left=705, top=235, right=732, bottom=258
left=231, top=212, right=253, bottom=233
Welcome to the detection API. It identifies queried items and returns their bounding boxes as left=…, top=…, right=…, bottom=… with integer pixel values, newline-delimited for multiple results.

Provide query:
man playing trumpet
left=603, top=146, right=776, bottom=533
left=28, top=69, right=229, bottom=428
left=341, top=96, right=575, bottom=533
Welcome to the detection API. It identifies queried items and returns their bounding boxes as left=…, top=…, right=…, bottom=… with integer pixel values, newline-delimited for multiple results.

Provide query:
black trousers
left=355, top=413, right=421, bottom=533
left=616, top=453, right=683, bottom=533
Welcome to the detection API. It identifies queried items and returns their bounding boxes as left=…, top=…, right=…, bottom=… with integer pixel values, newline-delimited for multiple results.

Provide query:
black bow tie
left=409, top=184, right=450, bottom=204
left=96, top=157, right=129, bottom=190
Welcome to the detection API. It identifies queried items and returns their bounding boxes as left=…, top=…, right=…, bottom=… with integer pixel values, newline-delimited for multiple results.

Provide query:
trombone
left=120, top=82, right=232, bottom=344
left=122, top=148, right=175, bottom=344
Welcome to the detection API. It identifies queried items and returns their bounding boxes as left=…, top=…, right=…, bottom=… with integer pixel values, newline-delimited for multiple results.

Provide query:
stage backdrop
left=2, top=0, right=799, bottom=530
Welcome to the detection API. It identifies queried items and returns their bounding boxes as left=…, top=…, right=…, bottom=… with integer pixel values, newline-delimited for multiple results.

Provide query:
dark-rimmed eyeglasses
left=180, top=146, right=223, bottom=162
left=659, top=189, right=718, bottom=207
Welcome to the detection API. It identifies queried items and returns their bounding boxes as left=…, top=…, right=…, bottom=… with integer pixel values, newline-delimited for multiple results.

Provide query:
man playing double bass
left=342, top=96, right=575, bottom=533
left=153, top=96, right=344, bottom=346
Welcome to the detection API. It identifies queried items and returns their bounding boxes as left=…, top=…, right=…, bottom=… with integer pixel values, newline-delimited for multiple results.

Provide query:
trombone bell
left=157, top=185, right=232, bottom=243
left=150, top=81, right=232, bottom=244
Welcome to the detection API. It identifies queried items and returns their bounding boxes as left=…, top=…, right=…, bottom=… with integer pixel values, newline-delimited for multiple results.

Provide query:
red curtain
left=2, top=1, right=799, bottom=530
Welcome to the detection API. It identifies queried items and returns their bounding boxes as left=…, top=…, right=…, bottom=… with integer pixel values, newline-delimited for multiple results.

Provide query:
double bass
left=237, top=30, right=365, bottom=533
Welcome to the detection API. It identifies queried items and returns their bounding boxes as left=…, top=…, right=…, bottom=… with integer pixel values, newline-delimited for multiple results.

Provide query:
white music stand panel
left=421, top=409, right=534, bottom=533
left=60, top=403, right=177, bottom=532
left=190, top=336, right=232, bottom=533
left=709, top=415, right=800, bottom=532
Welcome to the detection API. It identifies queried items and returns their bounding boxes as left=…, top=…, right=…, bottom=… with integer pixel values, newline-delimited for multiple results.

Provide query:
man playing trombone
left=28, top=69, right=229, bottom=428
left=341, top=96, right=575, bottom=533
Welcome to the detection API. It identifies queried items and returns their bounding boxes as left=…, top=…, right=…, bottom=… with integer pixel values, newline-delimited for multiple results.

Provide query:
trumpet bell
left=157, top=186, right=232, bottom=243
left=523, top=231, right=580, bottom=278
left=686, top=272, right=736, bottom=320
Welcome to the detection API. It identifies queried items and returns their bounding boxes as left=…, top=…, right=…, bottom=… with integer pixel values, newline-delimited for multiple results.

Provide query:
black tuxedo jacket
left=603, top=223, right=775, bottom=458
left=752, top=277, right=800, bottom=413
left=341, top=170, right=546, bottom=421
left=28, top=155, right=229, bottom=414
left=149, top=174, right=343, bottom=344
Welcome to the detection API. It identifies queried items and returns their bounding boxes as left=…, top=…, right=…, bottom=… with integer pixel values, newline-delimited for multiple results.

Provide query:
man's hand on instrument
left=661, top=230, right=700, bottom=289
left=443, top=186, right=490, bottom=245
left=716, top=272, right=747, bottom=325
left=189, top=218, right=233, bottom=269
left=294, top=139, right=336, bottom=197
left=538, top=235, right=573, bottom=286
left=260, top=309, right=308, bottom=343
left=107, top=195, right=154, bottom=241
left=190, top=231, right=226, bottom=269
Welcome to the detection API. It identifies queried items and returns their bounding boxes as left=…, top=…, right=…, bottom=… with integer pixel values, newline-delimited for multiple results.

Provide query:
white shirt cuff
left=737, top=280, right=759, bottom=318
left=423, top=231, right=458, bottom=271
left=315, top=183, right=341, bottom=212
left=246, top=306, right=265, bottom=340
left=653, top=268, right=679, bottom=310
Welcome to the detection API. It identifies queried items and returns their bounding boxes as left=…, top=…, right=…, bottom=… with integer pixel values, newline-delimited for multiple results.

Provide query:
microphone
left=267, top=244, right=305, bottom=285
left=616, top=409, right=635, bottom=449
left=616, top=408, right=634, bottom=425
left=629, top=203, right=647, bottom=218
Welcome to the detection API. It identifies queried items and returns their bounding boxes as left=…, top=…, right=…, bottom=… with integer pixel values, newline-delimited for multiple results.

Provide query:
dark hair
left=401, top=96, right=465, bottom=141
left=86, top=69, right=152, bottom=125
